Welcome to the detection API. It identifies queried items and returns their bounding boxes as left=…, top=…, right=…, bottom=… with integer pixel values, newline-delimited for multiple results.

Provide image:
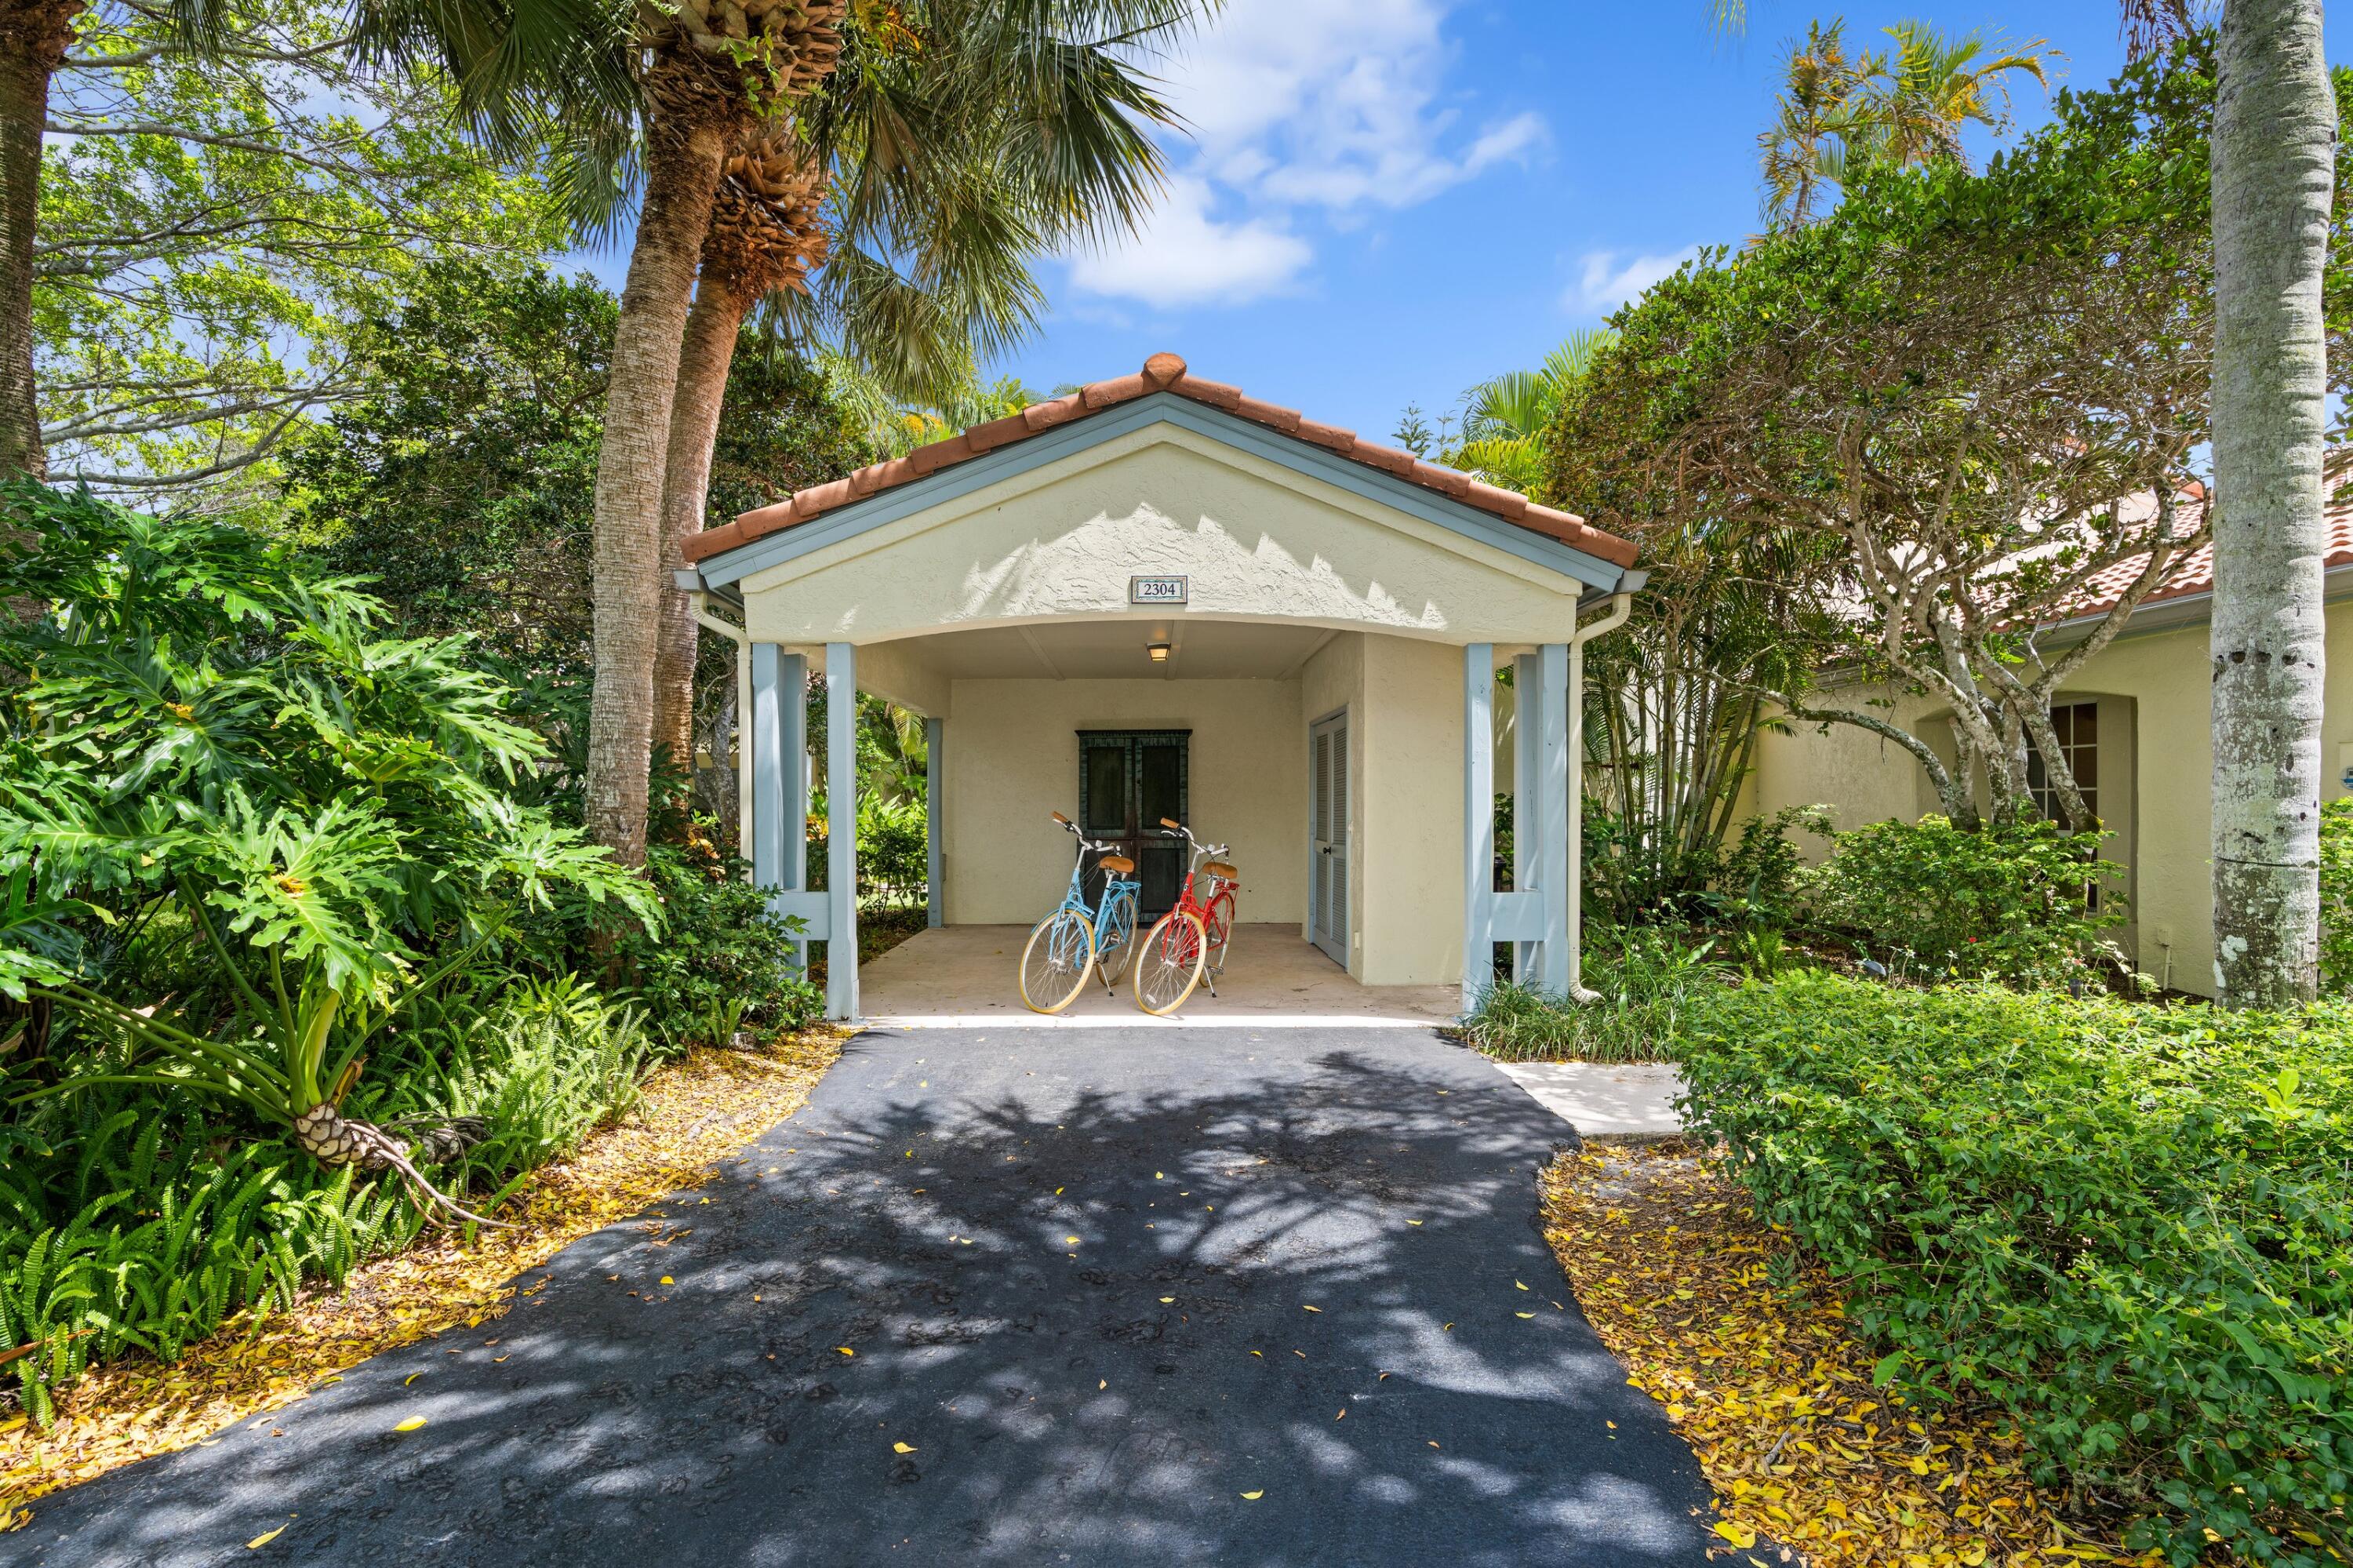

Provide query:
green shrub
left=856, top=792, right=928, bottom=909
left=1463, top=926, right=1731, bottom=1062
left=0, top=972, right=656, bottom=1421
left=2320, top=797, right=2353, bottom=992
left=1810, top=814, right=2122, bottom=987
left=612, top=846, right=820, bottom=1048
left=1678, top=973, right=2352, bottom=1565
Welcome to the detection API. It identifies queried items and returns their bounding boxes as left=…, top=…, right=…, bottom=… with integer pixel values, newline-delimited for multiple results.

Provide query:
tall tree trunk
left=2210, top=0, right=2332, bottom=1007
left=0, top=1, right=75, bottom=482
left=652, top=265, right=746, bottom=770
left=584, top=106, right=733, bottom=868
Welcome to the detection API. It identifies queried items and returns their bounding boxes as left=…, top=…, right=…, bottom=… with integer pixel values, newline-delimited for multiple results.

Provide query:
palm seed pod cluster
left=705, top=132, right=831, bottom=295
left=640, top=0, right=846, bottom=114
left=291, top=1101, right=509, bottom=1228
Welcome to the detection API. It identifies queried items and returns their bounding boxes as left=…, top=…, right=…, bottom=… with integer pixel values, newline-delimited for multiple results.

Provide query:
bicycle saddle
left=1204, top=860, right=1238, bottom=879
left=1097, top=853, right=1135, bottom=874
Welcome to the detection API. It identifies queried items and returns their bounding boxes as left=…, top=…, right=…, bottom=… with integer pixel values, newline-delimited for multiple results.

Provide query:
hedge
left=1676, top=973, right=2351, bottom=1564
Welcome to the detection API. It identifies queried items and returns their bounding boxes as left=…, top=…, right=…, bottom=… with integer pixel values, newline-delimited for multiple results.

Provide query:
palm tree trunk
left=2210, top=0, right=2331, bottom=1007
left=0, top=1, right=72, bottom=482
left=652, top=264, right=747, bottom=770
left=584, top=111, right=733, bottom=867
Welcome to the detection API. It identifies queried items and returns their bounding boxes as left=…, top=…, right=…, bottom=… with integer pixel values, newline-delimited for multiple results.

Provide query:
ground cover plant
left=1676, top=973, right=2352, bottom=1565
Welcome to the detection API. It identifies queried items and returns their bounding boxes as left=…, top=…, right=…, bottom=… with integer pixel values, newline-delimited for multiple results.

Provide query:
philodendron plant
left=0, top=482, right=655, bottom=1222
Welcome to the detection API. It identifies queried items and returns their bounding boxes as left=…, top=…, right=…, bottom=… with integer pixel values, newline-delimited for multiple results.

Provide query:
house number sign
left=1129, top=575, right=1188, bottom=605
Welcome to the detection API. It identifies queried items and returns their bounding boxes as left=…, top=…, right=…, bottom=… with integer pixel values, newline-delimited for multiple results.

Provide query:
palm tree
left=359, top=0, right=840, bottom=869
left=1758, top=18, right=2053, bottom=227
left=648, top=0, right=1206, bottom=767
left=0, top=0, right=76, bottom=479
left=1453, top=329, right=1617, bottom=495
left=2207, top=0, right=2332, bottom=1006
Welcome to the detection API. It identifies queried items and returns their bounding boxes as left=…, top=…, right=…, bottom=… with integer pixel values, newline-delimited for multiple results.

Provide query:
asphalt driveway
left=10, top=1027, right=1729, bottom=1567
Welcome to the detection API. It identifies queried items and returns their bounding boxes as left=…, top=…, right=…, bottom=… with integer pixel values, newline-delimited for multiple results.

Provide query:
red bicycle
left=1133, top=817, right=1239, bottom=1014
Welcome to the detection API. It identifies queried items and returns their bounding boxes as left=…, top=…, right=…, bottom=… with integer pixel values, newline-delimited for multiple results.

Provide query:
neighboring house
left=674, top=354, right=1646, bottom=1020
left=1739, top=501, right=2353, bottom=996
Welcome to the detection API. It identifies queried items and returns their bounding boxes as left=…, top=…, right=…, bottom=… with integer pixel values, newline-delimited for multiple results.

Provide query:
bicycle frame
left=1052, top=814, right=1140, bottom=967
left=1156, top=819, right=1236, bottom=966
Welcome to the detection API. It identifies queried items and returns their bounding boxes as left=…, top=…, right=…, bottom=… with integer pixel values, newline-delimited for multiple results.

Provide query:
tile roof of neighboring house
left=2049, top=486, right=2353, bottom=625
left=682, top=351, right=1640, bottom=569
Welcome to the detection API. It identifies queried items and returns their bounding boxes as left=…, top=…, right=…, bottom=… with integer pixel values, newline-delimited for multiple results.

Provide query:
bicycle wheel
left=1133, top=910, right=1207, bottom=1015
left=1203, top=889, right=1237, bottom=977
left=1020, top=908, right=1096, bottom=1014
left=1094, top=893, right=1139, bottom=987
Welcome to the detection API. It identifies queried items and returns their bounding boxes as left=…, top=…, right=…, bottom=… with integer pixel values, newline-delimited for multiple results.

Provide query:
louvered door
left=1310, top=712, right=1349, bottom=965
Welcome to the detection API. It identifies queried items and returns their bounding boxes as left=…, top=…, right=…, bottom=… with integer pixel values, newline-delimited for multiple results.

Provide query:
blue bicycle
left=1019, top=811, right=1140, bottom=1013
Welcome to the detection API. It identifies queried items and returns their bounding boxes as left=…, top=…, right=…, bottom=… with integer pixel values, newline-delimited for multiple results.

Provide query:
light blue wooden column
left=1462, top=643, right=1496, bottom=1017
left=924, top=715, right=944, bottom=929
left=825, top=642, right=860, bottom=1021
left=1511, top=652, right=1542, bottom=983
left=1536, top=641, right=1572, bottom=991
left=750, top=646, right=817, bottom=971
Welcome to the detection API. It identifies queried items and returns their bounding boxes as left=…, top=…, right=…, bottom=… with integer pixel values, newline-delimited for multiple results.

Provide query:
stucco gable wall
left=735, top=427, right=1591, bottom=649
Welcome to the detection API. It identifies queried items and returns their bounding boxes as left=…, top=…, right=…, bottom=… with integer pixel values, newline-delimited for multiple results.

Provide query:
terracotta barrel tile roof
left=684, top=353, right=1639, bottom=569
left=2049, top=489, right=2353, bottom=625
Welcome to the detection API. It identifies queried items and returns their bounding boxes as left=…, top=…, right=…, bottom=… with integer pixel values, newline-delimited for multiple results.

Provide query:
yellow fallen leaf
left=1407, top=1219, right=1423, bottom=1226
left=393, top=1417, right=426, bottom=1432
left=1515, top=1312, right=1536, bottom=1319
left=1239, top=1490, right=1263, bottom=1501
left=893, top=1442, right=917, bottom=1454
left=1098, top=1379, right=1107, bottom=1389
left=1159, top=1297, right=1174, bottom=1304
left=1155, top=1171, right=1164, bottom=1179
left=1712, top=1521, right=1758, bottom=1548
left=1066, top=1236, right=1080, bottom=1244
left=1302, top=1304, right=1322, bottom=1313
left=247, top=1526, right=287, bottom=1548
left=837, top=1347, right=855, bottom=1357
left=1249, top=1350, right=1263, bottom=1357
left=660, top=1276, right=673, bottom=1286
left=1515, top=1281, right=1529, bottom=1291
left=403, top=1372, right=422, bottom=1386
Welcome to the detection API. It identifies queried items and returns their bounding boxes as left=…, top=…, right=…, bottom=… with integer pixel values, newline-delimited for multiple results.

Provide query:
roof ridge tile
left=681, top=354, right=1639, bottom=569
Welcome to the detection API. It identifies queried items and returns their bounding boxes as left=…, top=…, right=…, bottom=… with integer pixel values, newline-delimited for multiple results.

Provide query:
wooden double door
left=1078, top=730, right=1190, bottom=915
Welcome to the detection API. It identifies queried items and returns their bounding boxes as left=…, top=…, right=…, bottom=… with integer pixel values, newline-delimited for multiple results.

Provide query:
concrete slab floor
left=1488, top=1060, right=1689, bottom=1142
left=860, top=922, right=1460, bottom=1028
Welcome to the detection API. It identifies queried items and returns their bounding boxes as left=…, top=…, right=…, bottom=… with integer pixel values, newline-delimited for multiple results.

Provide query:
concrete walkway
left=863, top=922, right=1460, bottom=1028
left=16, top=1028, right=1733, bottom=1567
left=1488, top=1061, right=1688, bottom=1144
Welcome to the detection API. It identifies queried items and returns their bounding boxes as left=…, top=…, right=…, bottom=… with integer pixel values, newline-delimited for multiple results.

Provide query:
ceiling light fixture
left=1147, top=642, right=1172, bottom=664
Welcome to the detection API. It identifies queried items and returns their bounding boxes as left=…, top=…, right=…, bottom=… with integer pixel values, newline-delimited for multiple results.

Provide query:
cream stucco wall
left=737, top=427, right=1592, bottom=649
left=927, top=635, right=1466, bottom=988
left=1744, top=597, right=2353, bottom=997
left=940, top=678, right=1309, bottom=928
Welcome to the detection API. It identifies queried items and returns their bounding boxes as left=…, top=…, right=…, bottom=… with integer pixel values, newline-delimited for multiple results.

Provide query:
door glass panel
left=1140, top=743, right=1183, bottom=828
left=1082, top=745, right=1127, bottom=832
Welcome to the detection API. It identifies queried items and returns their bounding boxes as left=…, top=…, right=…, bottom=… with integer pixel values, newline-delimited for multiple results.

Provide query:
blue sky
left=989, top=0, right=2349, bottom=446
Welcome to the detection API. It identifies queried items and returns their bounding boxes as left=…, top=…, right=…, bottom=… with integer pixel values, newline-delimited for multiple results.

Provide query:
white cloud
left=1568, top=246, right=1700, bottom=315
left=1067, top=176, right=1312, bottom=308
left=1067, top=0, right=1546, bottom=308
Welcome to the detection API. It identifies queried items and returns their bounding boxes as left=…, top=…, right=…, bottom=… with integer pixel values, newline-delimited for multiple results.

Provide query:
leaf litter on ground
left=1540, top=1145, right=2163, bottom=1568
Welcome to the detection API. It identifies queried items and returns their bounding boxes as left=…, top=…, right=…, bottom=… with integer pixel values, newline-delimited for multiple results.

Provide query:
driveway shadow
left=12, top=1027, right=1732, bottom=1567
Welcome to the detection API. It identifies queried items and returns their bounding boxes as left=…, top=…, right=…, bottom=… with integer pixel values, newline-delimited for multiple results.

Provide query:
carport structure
left=675, top=354, right=1642, bottom=1021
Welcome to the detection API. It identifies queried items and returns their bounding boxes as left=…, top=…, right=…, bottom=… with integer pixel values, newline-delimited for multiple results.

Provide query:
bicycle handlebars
left=1049, top=810, right=1118, bottom=857
left=1155, top=818, right=1228, bottom=859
